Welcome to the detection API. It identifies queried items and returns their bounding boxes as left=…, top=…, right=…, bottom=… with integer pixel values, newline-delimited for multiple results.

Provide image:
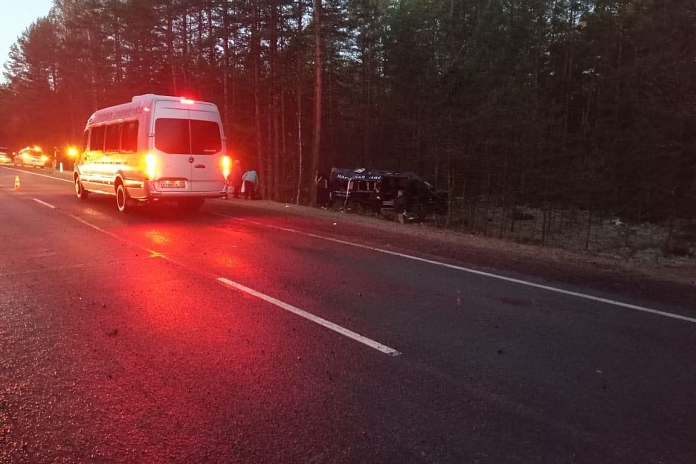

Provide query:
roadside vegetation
left=335, top=199, right=696, bottom=268
left=0, top=0, right=694, bottom=261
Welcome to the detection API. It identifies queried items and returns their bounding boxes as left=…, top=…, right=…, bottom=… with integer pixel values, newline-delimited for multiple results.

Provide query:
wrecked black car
left=323, top=168, right=447, bottom=219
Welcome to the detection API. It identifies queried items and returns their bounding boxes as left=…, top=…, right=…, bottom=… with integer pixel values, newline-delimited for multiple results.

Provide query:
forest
left=0, top=0, right=694, bottom=250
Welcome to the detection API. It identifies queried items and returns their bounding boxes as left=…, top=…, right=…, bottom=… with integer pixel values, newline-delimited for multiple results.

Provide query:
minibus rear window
left=191, top=120, right=222, bottom=154
left=155, top=118, right=222, bottom=154
left=155, top=119, right=188, bottom=154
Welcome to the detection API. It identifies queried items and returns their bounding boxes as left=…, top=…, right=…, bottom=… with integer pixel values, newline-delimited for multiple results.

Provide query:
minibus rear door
left=152, top=103, right=193, bottom=192
left=188, top=107, right=224, bottom=193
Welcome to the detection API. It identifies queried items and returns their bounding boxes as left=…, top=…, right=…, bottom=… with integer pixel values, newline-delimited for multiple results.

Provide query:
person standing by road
left=316, top=172, right=330, bottom=206
left=393, top=188, right=406, bottom=223
left=52, top=146, right=58, bottom=173
left=370, top=184, right=383, bottom=215
left=242, top=170, right=259, bottom=200
left=229, top=160, right=243, bottom=198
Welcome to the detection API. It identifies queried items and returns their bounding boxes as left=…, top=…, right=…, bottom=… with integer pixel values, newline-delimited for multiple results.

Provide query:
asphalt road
left=1, top=166, right=695, bottom=464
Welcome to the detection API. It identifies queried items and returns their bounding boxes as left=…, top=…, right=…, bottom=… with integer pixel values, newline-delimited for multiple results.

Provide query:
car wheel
left=116, top=183, right=132, bottom=213
left=75, top=176, right=89, bottom=199
left=346, top=200, right=360, bottom=214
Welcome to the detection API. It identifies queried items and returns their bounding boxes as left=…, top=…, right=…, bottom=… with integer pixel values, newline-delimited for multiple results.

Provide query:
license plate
left=160, top=180, right=186, bottom=189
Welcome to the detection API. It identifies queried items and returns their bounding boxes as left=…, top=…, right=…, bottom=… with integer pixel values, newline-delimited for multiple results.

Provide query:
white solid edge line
left=217, top=277, right=402, bottom=356
left=32, top=198, right=56, bottom=209
left=229, top=217, right=696, bottom=325
left=3, top=167, right=72, bottom=183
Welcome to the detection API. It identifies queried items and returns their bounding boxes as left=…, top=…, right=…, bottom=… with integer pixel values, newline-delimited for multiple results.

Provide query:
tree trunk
left=295, top=0, right=304, bottom=205
left=222, top=0, right=229, bottom=125
left=585, top=208, right=593, bottom=250
left=267, top=102, right=273, bottom=198
left=252, top=6, right=265, bottom=198
left=280, top=87, right=287, bottom=199
left=361, top=37, right=372, bottom=167
left=114, top=19, right=123, bottom=83
left=182, top=6, right=189, bottom=90
left=167, top=0, right=176, bottom=93
left=208, top=2, right=214, bottom=69
left=309, top=0, right=323, bottom=207
left=270, top=0, right=280, bottom=201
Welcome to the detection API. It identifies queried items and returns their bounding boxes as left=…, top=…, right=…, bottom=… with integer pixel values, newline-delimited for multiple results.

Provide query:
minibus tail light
left=180, top=97, right=195, bottom=105
left=221, top=156, right=231, bottom=179
left=145, top=153, right=157, bottom=179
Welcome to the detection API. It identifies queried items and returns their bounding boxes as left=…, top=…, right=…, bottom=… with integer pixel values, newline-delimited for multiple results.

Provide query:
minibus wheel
left=75, top=176, right=89, bottom=199
left=116, top=183, right=132, bottom=213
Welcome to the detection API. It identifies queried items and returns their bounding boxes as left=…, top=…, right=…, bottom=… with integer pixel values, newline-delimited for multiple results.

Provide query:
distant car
left=15, top=146, right=49, bottom=168
left=0, top=147, right=11, bottom=165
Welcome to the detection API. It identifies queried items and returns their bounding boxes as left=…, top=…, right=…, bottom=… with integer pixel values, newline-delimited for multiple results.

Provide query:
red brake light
left=145, top=153, right=157, bottom=179
left=221, top=156, right=231, bottom=178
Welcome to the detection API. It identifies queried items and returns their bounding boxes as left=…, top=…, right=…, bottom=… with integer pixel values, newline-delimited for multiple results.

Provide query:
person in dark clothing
left=393, top=188, right=406, bottom=223
left=229, top=160, right=243, bottom=198
left=370, top=185, right=383, bottom=214
left=316, top=172, right=330, bottom=206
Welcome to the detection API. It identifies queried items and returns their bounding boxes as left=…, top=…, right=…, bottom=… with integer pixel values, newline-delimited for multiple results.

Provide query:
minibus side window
left=190, top=120, right=222, bottom=154
left=155, top=118, right=189, bottom=154
left=104, top=123, right=121, bottom=152
left=121, top=120, right=138, bottom=153
left=90, top=126, right=105, bottom=151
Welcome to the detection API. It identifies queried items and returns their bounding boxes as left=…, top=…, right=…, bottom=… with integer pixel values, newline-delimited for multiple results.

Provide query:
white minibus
left=74, top=94, right=231, bottom=212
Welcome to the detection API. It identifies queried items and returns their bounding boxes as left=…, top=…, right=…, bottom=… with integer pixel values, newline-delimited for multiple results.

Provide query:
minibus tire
left=75, top=176, right=89, bottom=199
left=116, top=183, right=132, bottom=213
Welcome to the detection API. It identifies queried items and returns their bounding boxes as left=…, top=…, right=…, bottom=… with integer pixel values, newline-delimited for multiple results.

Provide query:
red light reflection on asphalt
left=145, top=229, right=171, bottom=246
left=111, top=224, right=256, bottom=336
left=213, top=253, right=240, bottom=269
left=32, top=220, right=320, bottom=463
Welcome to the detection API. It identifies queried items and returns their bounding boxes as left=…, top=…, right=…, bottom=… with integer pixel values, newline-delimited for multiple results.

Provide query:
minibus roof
left=87, top=95, right=218, bottom=126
